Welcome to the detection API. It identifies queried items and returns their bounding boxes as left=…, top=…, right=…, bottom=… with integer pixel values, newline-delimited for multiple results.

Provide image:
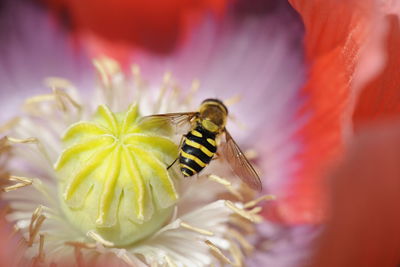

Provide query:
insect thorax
left=198, top=101, right=228, bottom=133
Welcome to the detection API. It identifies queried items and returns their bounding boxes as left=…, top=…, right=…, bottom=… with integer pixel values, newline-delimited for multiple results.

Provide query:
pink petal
left=0, top=0, right=94, bottom=122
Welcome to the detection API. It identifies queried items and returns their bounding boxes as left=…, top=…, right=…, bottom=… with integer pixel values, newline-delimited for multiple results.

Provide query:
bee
left=140, top=98, right=262, bottom=191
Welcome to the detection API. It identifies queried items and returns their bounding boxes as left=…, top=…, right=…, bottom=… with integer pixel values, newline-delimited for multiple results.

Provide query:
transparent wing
left=220, top=129, right=262, bottom=191
left=138, top=112, right=198, bottom=134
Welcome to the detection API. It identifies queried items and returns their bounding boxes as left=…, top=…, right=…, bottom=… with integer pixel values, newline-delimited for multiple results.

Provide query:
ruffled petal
left=353, top=14, right=400, bottom=129
left=273, top=0, right=390, bottom=223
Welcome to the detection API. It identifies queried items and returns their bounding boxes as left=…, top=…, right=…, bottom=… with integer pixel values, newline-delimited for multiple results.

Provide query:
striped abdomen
left=179, top=125, right=217, bottom=177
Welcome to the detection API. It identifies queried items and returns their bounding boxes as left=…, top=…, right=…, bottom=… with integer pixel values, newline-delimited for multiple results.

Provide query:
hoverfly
left=140, top=98, right=262, bottom=191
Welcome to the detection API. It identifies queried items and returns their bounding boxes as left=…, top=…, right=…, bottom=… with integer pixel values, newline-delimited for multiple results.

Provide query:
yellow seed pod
left=55, top=104, right=179, bottom=246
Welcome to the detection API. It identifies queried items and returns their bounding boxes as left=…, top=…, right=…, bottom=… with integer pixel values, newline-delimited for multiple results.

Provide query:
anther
left=38, top=234, right=45, bottom=261
left=0, top=117, right=20, bottom=133
left=228, top=239, right=243, bottom=267
left=229, top=216, right=255, bottom=234
left=205, top=240, right=233, bottom=265
left=227, top=228, right=254, bottom=254
left=244, top=195, right=276, bottom=209
left=180, top=221, right=214, bottom=236
left=6, top=137, right=38, bottom=144
left=184, top=79, right=200, bottom=104
left=244, top=149, right=258, bottom=160
left=208, top=175, right=244, bottom=201
left=225, top=201, right=262, bottom=223
left=2, top=175, right=33, bottom=192
left=28, top=206, right=46, bottom=246
left=223, top=94, right=242, bottom=107
left=86, top=231, right=114, bottom=247
left=65, top=241, right=97, bottom=250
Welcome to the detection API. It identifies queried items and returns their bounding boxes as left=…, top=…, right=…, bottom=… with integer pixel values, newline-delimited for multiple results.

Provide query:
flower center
left=55, top=104, right=179, bottom=246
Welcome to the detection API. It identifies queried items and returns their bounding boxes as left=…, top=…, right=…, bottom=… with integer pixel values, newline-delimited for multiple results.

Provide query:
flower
left=0, top=0, right=303, bottom=264
left=9, top=0, right=400, bottom=266
left=2, top=54, right=275, bottom=265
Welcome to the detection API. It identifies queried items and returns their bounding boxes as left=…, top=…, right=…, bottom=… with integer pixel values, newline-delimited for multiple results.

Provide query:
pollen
left=55, top=103, right=179, bottom=246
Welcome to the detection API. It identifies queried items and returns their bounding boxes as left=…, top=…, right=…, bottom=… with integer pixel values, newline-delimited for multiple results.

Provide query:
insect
left=140, top=98, right=262, bottom=191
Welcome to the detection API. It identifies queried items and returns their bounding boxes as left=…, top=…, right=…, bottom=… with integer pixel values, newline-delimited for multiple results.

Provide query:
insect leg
left=166, top=134, right=186, bottom=170
left=212, top=152, right=220, bottom=160
left=167, top=158, right=178, bottom=170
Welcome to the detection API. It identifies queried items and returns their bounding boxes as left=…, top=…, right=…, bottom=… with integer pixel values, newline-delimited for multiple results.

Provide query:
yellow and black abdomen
left=179, top=125, right=217, bottom=177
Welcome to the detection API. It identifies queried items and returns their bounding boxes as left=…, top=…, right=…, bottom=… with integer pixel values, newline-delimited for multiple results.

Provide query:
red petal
left=44, top=0, right=227, bottom=54
left=353, top=15, right=400, bottom=129
left=311, top=121, right=400, bottom=267
left=270, top=0, right=382, bottom=223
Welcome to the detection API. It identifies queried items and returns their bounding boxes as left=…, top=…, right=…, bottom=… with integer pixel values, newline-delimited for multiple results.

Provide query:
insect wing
left=138, top=112, right=198, bottom=134
left=220, top=130, right=262, bottom=191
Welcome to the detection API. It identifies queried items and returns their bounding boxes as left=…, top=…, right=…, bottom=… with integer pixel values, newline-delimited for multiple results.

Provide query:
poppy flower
left=0, top=0, right=302, bottom=266
left=1, top=0, right=399, bottom=266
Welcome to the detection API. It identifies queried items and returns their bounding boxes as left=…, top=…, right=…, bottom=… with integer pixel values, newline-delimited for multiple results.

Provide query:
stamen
left=131, top=64, right=144, bottom=101
left=180, top=221, right=214, bottom=236
left=25, top=79, right=82, bottom=114
left=0, top=117, right=20, bottom=133
left=227, top=228, right=254, bottom=254
left=73, top=245, right=84, bottom=267
left=228, top=114, right=247, bottom=131
left=51, top=88, right=82, bottom=112
left=171, top=85, right=181, bottom=103
left=0, top=137, right=7, bottom=148
left=230, top=216, right=255, bottom=234
left=248, top=206, right=262, bottom=214
left=208, top=174, right=231, bottom=186
left=2, top=175, right=33, bottom=192
left=244, top=194, right=276, bottom=209
left=38, top=234, right=45, bottom=261
left=94, top=59, right=111, bottom=88
left=65, top=241, right=97, bottom=250
left=208, top=175, right=244, bottom=201
left=184, top=79, right=200, bottom=104
left=86, top=231, right=114, bottom=247
left=225, top=201, right=262, bottom=223
left=6, top=136, right=38, bottom=144
left=93, top=58, right=121, bottom=89
left=244, top=149, right=258, bottom=160
left=121, top=253, right=136, bottom=267
left=131, top=64, right=141, bottom=81
left=32, top=234, right=45, bottom=266
left=28, top=206, right=46, bottom=246
left=155, top=72, right=172, bottom=113
left=12, top=224, right=20, bottom=237
left=228, top=239, right=243, bottom=267
left=24, top=94, right=55, bottom=106
left=6, top=136, right=52, bottom=165
left=223, top=95, right=242, bottom=107
left=44, top=77, right=73, bottom=89
left=205, top=240, right=233, bottom=265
